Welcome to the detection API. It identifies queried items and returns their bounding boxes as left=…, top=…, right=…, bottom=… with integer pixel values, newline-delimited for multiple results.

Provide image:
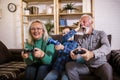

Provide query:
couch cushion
left=0, top=61, right=26, bottom=80
left=0, top=41, right=12, bottom=64
left=50, top=35, right=63, bottom=42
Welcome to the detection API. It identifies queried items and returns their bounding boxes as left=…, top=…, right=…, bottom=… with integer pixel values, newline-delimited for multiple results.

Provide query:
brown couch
left=0, top=41, right=26, bottom=80
left=0, top=34, right=120, bottom=80
left=50, top=34, right=120, bottom=80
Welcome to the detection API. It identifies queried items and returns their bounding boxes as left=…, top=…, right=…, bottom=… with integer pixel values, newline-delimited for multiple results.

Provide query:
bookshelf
left=21, top=0, right=94, bottom=48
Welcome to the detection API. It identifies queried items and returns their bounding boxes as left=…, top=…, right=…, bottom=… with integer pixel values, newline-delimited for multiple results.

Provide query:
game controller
left=73, top=49, right=86, bottom=54
left=47, top=38, right=61, bottom=45
left=23, top=49, right=34, bottom=53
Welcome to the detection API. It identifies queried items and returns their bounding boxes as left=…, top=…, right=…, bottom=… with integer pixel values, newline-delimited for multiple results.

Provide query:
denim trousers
left=44, top=70, right=68, bottom=80
left=66, top=62, right=113, bottom=80
left=24, top=63, right=51, bottom=80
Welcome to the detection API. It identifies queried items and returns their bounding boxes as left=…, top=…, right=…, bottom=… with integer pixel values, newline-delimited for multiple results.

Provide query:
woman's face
left=30, top=22, right=44, bottom=40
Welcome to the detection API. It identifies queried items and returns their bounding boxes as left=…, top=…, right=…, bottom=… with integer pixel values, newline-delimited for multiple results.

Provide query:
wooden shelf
left=21, top=0, right=94, bottom=48
left=23, top=13, right=93, bottom=17
left=23, top=14, right=54, bottom=17
left=23, top=0, right=53, bottom=3
left=59, top=12, right=92, bottom=16
left=59, top=0, right=82, bottom=2
left=59, top=26, right=77, bottom=28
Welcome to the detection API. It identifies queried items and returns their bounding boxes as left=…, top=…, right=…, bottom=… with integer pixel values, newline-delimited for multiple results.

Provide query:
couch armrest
left=110, top=50, right=120, bottom=75
left=8, top=49, right=24, bottom=61
left=9, top=49, right=23, bottom=54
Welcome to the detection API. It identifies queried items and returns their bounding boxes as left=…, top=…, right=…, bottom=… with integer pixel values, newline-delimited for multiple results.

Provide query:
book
left=59, top=19, right=67, bottom=27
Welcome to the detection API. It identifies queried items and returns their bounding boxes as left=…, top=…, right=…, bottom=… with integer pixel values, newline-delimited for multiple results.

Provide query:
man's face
left=80, top=16, right=93, bottom=34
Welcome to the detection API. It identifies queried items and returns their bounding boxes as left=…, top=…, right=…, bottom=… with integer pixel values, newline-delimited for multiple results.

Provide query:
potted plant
left=45, top=20, right=54, bottom=35
left=62, top=3, right=78, bottom=13
left=24, top=7, right=30, bottom=15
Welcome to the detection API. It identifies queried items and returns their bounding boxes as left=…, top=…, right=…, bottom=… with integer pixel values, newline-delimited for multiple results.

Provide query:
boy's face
left=62, top=28, right=70, bottom=36
left=62, top=28, right=74, bottom=41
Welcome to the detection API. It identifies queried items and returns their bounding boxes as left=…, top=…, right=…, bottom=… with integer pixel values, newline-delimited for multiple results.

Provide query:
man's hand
left=70, top=50, right=77, bottom=60
left=75, top=22, right=81, bottom=32
left=80, top=48, right=94, bottom=61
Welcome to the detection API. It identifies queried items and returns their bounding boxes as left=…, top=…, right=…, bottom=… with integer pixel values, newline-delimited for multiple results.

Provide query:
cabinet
left=21, top=0, right=94, bottom=48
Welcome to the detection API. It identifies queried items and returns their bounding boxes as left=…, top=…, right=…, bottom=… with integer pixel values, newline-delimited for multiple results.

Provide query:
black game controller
left=23, top=49, right=34, bottom=53
left=73, top=49, right=86, bottom=55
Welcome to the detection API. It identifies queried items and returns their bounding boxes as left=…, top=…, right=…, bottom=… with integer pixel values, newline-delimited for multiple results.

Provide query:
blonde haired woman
left=21, top=20, right=55, bottom=80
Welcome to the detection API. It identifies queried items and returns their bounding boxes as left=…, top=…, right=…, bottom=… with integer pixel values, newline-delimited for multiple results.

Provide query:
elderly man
left=66, top=14, right=113, bottom=80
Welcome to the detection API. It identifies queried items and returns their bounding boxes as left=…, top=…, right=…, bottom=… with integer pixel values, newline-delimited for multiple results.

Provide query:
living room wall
left=0, top=0, right=120, bottom=49
left=0, top=0, right=22, bottom=48
left=94, top=0, right=120, bottom=49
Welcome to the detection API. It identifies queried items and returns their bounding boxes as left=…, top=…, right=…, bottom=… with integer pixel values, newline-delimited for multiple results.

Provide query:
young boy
left=44, top=27, right=85, bottom=80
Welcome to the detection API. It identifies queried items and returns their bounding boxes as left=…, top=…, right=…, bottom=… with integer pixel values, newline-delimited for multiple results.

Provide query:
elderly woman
left=21, top=20, right=55, bottom=80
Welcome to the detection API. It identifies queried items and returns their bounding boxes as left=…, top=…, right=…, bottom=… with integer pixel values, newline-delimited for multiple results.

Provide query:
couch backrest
left=50, top=34, right=111, bottom=45
left=50, top=35, right=63, bottom=43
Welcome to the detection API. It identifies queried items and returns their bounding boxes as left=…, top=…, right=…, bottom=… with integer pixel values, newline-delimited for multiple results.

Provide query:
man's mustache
left=81, top=27, right=86, bottom=31
left=80, top=24, right=86, bottom=30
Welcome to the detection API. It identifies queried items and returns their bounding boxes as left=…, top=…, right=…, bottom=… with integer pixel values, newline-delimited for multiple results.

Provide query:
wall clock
left=8, top=3, right=17, bottom=12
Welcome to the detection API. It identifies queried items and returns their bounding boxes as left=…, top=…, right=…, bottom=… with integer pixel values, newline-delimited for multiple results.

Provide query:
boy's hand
left=55, top=44, right=64, bottom=50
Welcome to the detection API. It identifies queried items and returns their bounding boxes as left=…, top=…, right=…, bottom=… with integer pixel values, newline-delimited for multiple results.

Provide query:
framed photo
left=59, top=19, right=67, bottom=27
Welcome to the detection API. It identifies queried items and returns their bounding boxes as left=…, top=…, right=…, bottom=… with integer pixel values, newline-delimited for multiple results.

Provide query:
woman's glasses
left=30, top=28, right=43, bottom=31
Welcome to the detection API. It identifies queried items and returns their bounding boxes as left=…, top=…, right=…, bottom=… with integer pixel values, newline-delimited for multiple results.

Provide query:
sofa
left=0, top=41, right=26, bottom=80
left=50, top=34, right=120, bottom=80
left=0, top=34, right=120, bottom=80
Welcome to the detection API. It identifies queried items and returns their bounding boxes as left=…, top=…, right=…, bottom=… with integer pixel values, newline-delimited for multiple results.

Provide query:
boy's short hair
left=63, top=27, right=72, bottom=30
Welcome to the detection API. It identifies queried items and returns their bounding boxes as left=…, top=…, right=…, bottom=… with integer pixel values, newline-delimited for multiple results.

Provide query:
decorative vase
left=67, top=10, right=72, bottom=14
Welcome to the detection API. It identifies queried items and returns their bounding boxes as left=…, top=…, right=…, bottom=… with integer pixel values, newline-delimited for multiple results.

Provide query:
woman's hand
left=33, top=48, right=45, bottom=58
left=21, top=51, right=29, bottom=59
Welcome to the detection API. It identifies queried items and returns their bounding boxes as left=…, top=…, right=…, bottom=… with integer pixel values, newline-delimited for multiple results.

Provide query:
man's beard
left=81, top=26, right=90, bottom=34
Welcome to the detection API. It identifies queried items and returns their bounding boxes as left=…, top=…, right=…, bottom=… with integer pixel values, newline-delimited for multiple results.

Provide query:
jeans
left=25, top=63, right=51, bottom=80
left=44, top=70, right=68, bottom=80
left=66, top=62, right=113, bottom=80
